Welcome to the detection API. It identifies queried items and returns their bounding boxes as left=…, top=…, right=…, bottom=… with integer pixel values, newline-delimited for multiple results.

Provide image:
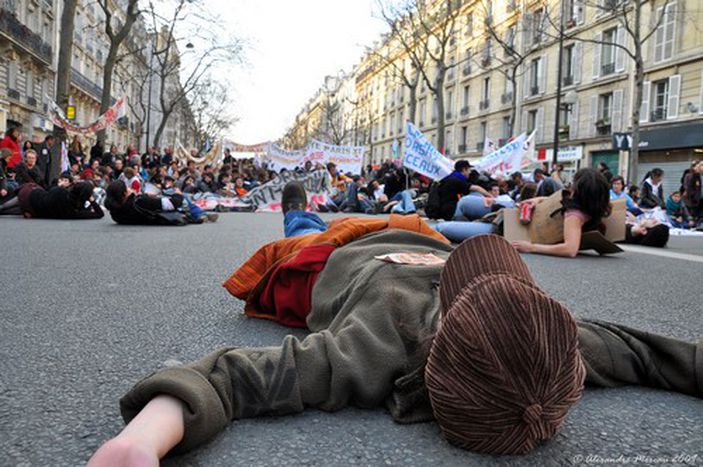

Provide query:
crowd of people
left=2, top=126, right=702, bottom=249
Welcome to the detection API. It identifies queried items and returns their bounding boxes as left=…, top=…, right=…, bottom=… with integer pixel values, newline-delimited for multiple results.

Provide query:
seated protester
left=512, top=168, right=611, bottom=258
left=0, top=151, right=20, bottom=215
left=0, top=126, right=23, bottom=170
left=324, top=162, right=350, bottom=211
left=437, top=160, right=492, bottom=221
left=119, top=167, right=142, bottom=194
left=18, top=181, right=103, bottom=220
left=639, top=168, right=665, bottom=209
left=666, top=191, right=695, bottom=229
left=509, top=171, right=524, bottom=200
left=161, top=176, right=178, bottom=195
left=181, top=175, right=199, bottom=194
left=197, top=173, right=217, bottom=193
left=536, top=175, right=562, bottom=198
left=57, top=171, right=74, bottom=188
left=104, top=180, right=217, bottom=225
left=343, top=175, right=375, bottom=214
left=628, top=184, right=640, bottom=205
left=216, top=173, right=236, bottom=197
left=381, top=167, right=407, bottom=200
left=14, top=149, right=45, bottom=187
left=518, top=182, right=538, bottom=202
left=233, top=176, right=248, bottom=197
left=89, top=185, right=702, bottom=464
left=609, top=175, right=641, bottom=216
left=110, top=158, right=125, bottom=181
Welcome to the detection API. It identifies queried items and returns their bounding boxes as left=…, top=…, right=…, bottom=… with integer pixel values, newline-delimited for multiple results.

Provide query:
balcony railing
left=479, top=100, right=489, bottom=110
left=447, top=72, right=455, bottom=82
left=431, top=116, right=437, bottom=123
left=530, top=85, right=540, bottom=96
left=601, top=62, right=615, bottom=76
left=462, top=65, right=471, bottom=76
left=460, top=106, right=469, bottom=116
left=7, top=88, right=20, bottom=100
left=476, top=142, right=485, bottom=151
left=563, top=75, right=574, bottom=86
left=458, top=144, right=467, bottom=152
left=595, top=119, right=611, bottom=136
left=71, top=67, right=103, bottom=101
left=0, top=8, right=53, bottom=63
left=651, top=108, right=666, bottom=121
left=501, top=92, right=513, bottom=104
left=481, top=56, right=491, bottom=67
left=27, top=96, right=37, bottom=107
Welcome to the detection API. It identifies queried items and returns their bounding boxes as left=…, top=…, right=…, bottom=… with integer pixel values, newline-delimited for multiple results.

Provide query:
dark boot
left=281, top=181, right=307, bottom=214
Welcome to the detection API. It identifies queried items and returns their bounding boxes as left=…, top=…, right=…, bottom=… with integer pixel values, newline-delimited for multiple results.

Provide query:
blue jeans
left=284, top=210, right=328, bottom=237
left=434, top=221, right=496, bottom=243
left=453, top=194, right=515, bottom=221
left=183, top=196, right=205, bottom=219
left=391, top=190, right=416, bottom=214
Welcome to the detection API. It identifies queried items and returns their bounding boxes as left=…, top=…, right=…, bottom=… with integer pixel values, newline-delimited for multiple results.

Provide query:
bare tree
left=47, top=0, right=79, bottom=186
left=95, top=0, right=141, bottom=147
left=187, top=79, right=238, bottom=150
left=145, top=0, right=243, bottom=147
left=114, top=56, right=150, bottom=149
left=541, top=0, right=673, bottom=182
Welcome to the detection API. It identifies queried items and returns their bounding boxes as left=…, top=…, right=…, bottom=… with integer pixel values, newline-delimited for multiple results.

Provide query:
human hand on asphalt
left=0, top=189, right=7, bottom=197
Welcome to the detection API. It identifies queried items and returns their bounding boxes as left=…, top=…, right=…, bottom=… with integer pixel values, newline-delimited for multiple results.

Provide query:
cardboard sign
left=503, top=191, right=626, bottom=254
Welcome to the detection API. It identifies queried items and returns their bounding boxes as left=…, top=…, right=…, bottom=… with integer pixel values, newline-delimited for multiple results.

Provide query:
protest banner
left=47, top=96, right=126, bottom=135
left=303, top=140, right=365, bottom=174
left=402, top=122, right=454, bottom=180
left=192, top=170, right=331, bottom=213
left=266, top=143, right=305, bottom=172
left=473, top=132, right=528, bottom=176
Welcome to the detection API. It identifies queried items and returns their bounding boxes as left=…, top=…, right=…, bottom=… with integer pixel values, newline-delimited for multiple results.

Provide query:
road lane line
left=619, top=244, right=703, bottom=263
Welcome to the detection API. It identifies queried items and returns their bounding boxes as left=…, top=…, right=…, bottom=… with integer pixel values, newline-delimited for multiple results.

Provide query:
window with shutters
left=531, top=8, right=544, bottom=44
left=480, top=77, right=490, bottom=110
left=460, top=126, right=468, bottom=151
left=529, top=58, right=540, bottom=95
left=563, top=45, right=575, bottom=86
left=651, top=80, right=669, bottom=121
left=527, top=110, right=537, bottom=134
left=597, top=93, right=613, bottom=135
left=505, top=26, right=515, bottom=57
left=466, top=12, right=473, bottom=36
left=502, top=117, right=512, bottom=139
left=653, top=2, right=676, bottom=63
left=601, top=27, right=617, bottom=76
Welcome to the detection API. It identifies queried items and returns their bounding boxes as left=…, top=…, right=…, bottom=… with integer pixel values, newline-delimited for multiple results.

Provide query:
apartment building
left=287, top=0, right=703, bottom=187
left=0, top=0, right=59, bottom=138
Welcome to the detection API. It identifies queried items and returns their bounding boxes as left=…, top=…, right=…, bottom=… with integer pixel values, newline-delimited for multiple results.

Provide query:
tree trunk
left=96, top=47, right=118, bottom=146
left=407, top=85, right=418, bottom=123
left=629, top=0, right=643, bottom=185
left=510, top=68, right=519, bottom=136
left=49, top=0, right=78, bottom=185
left=435, top=68, right=446, bottom=152
left=153, top=108, right=172, bottom=147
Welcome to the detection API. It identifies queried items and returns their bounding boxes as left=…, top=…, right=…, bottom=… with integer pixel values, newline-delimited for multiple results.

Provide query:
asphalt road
left=0, top=213, right=701, bottom=467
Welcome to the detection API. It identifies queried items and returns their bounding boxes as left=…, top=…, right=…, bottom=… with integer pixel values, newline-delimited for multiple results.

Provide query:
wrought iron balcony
left=650, top=108, right=666, bottom=121
left=462, top=65, right=471, bottom=76
left=563, top=75, right=574, bottom=86
left=0, top=8, right=53, bottom=63
left=71, top=67, right=103, bottom=102
left=460, top=106, right=469, bottom=116
left=530, top=85, right=540, bottom=96
left=458, top=144, right=467, bottom=152
left=601, top=62, right=615, bottom=76
left=501, top=92, right=513, bottom=104
left=479, top=100, right=489, bottom=110
left=476, top=142, right=485, bottom=151
left=431, top=116, right=437, bottom=123
left=27, top=96, right=37, bottom=107
left=445, top=111, right=452, bottom=119
left=7, top=88, right=20, bottom=100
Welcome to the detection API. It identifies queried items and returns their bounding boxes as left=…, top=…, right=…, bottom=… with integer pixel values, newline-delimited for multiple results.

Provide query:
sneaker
left=281, top=181, right=307, bottom=214
left=205, top=213, right=219, bottom=223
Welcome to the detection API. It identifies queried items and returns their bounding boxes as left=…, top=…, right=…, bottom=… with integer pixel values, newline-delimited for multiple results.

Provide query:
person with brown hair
left=88, top=207, right=701, bottom=465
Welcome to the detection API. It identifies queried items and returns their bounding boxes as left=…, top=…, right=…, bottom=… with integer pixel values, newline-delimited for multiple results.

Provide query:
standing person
left=640, top=168, right=665, bottom=209
left=69, top=135, right=85, bottom=167
left=0, top=126, right=23, bottom=169
left=682, top=161, right=702, bottom=223
left=36, top=135, right=55, bottom=186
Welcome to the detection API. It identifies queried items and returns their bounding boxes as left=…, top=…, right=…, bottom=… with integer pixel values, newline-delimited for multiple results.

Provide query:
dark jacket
left=28, top=186, right=103, bottom=219
left=107, top=193, right=184, bottom=225
left=14, top=162, right=46, bottom=187
left=437, top=172, right=472, bottom=220
left=639, top=179, right=664, bottom=209
left=684, top=172, right=701, bottom=208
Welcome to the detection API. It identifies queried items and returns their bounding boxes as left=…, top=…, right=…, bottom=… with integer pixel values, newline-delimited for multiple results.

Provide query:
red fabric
left=0, top=135, right=22, bottom=168
left=258, top=243, right=336, bottom=328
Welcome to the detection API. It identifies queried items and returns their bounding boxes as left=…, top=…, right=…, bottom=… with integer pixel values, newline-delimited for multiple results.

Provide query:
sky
left=203, top=0, right=388, bottom=144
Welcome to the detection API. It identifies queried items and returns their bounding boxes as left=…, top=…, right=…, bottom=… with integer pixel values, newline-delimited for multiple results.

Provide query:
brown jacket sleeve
left=577, top=320, right=702, bottom=398
left=119, top=277, right=421, bottom=455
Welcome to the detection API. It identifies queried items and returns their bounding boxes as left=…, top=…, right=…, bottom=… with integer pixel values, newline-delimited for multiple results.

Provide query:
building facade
left=286, top=0, right=703, bottom=187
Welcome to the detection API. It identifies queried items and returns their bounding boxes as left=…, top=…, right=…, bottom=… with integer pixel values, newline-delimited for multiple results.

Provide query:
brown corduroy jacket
left=121, top=230, right=702, bottom=455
